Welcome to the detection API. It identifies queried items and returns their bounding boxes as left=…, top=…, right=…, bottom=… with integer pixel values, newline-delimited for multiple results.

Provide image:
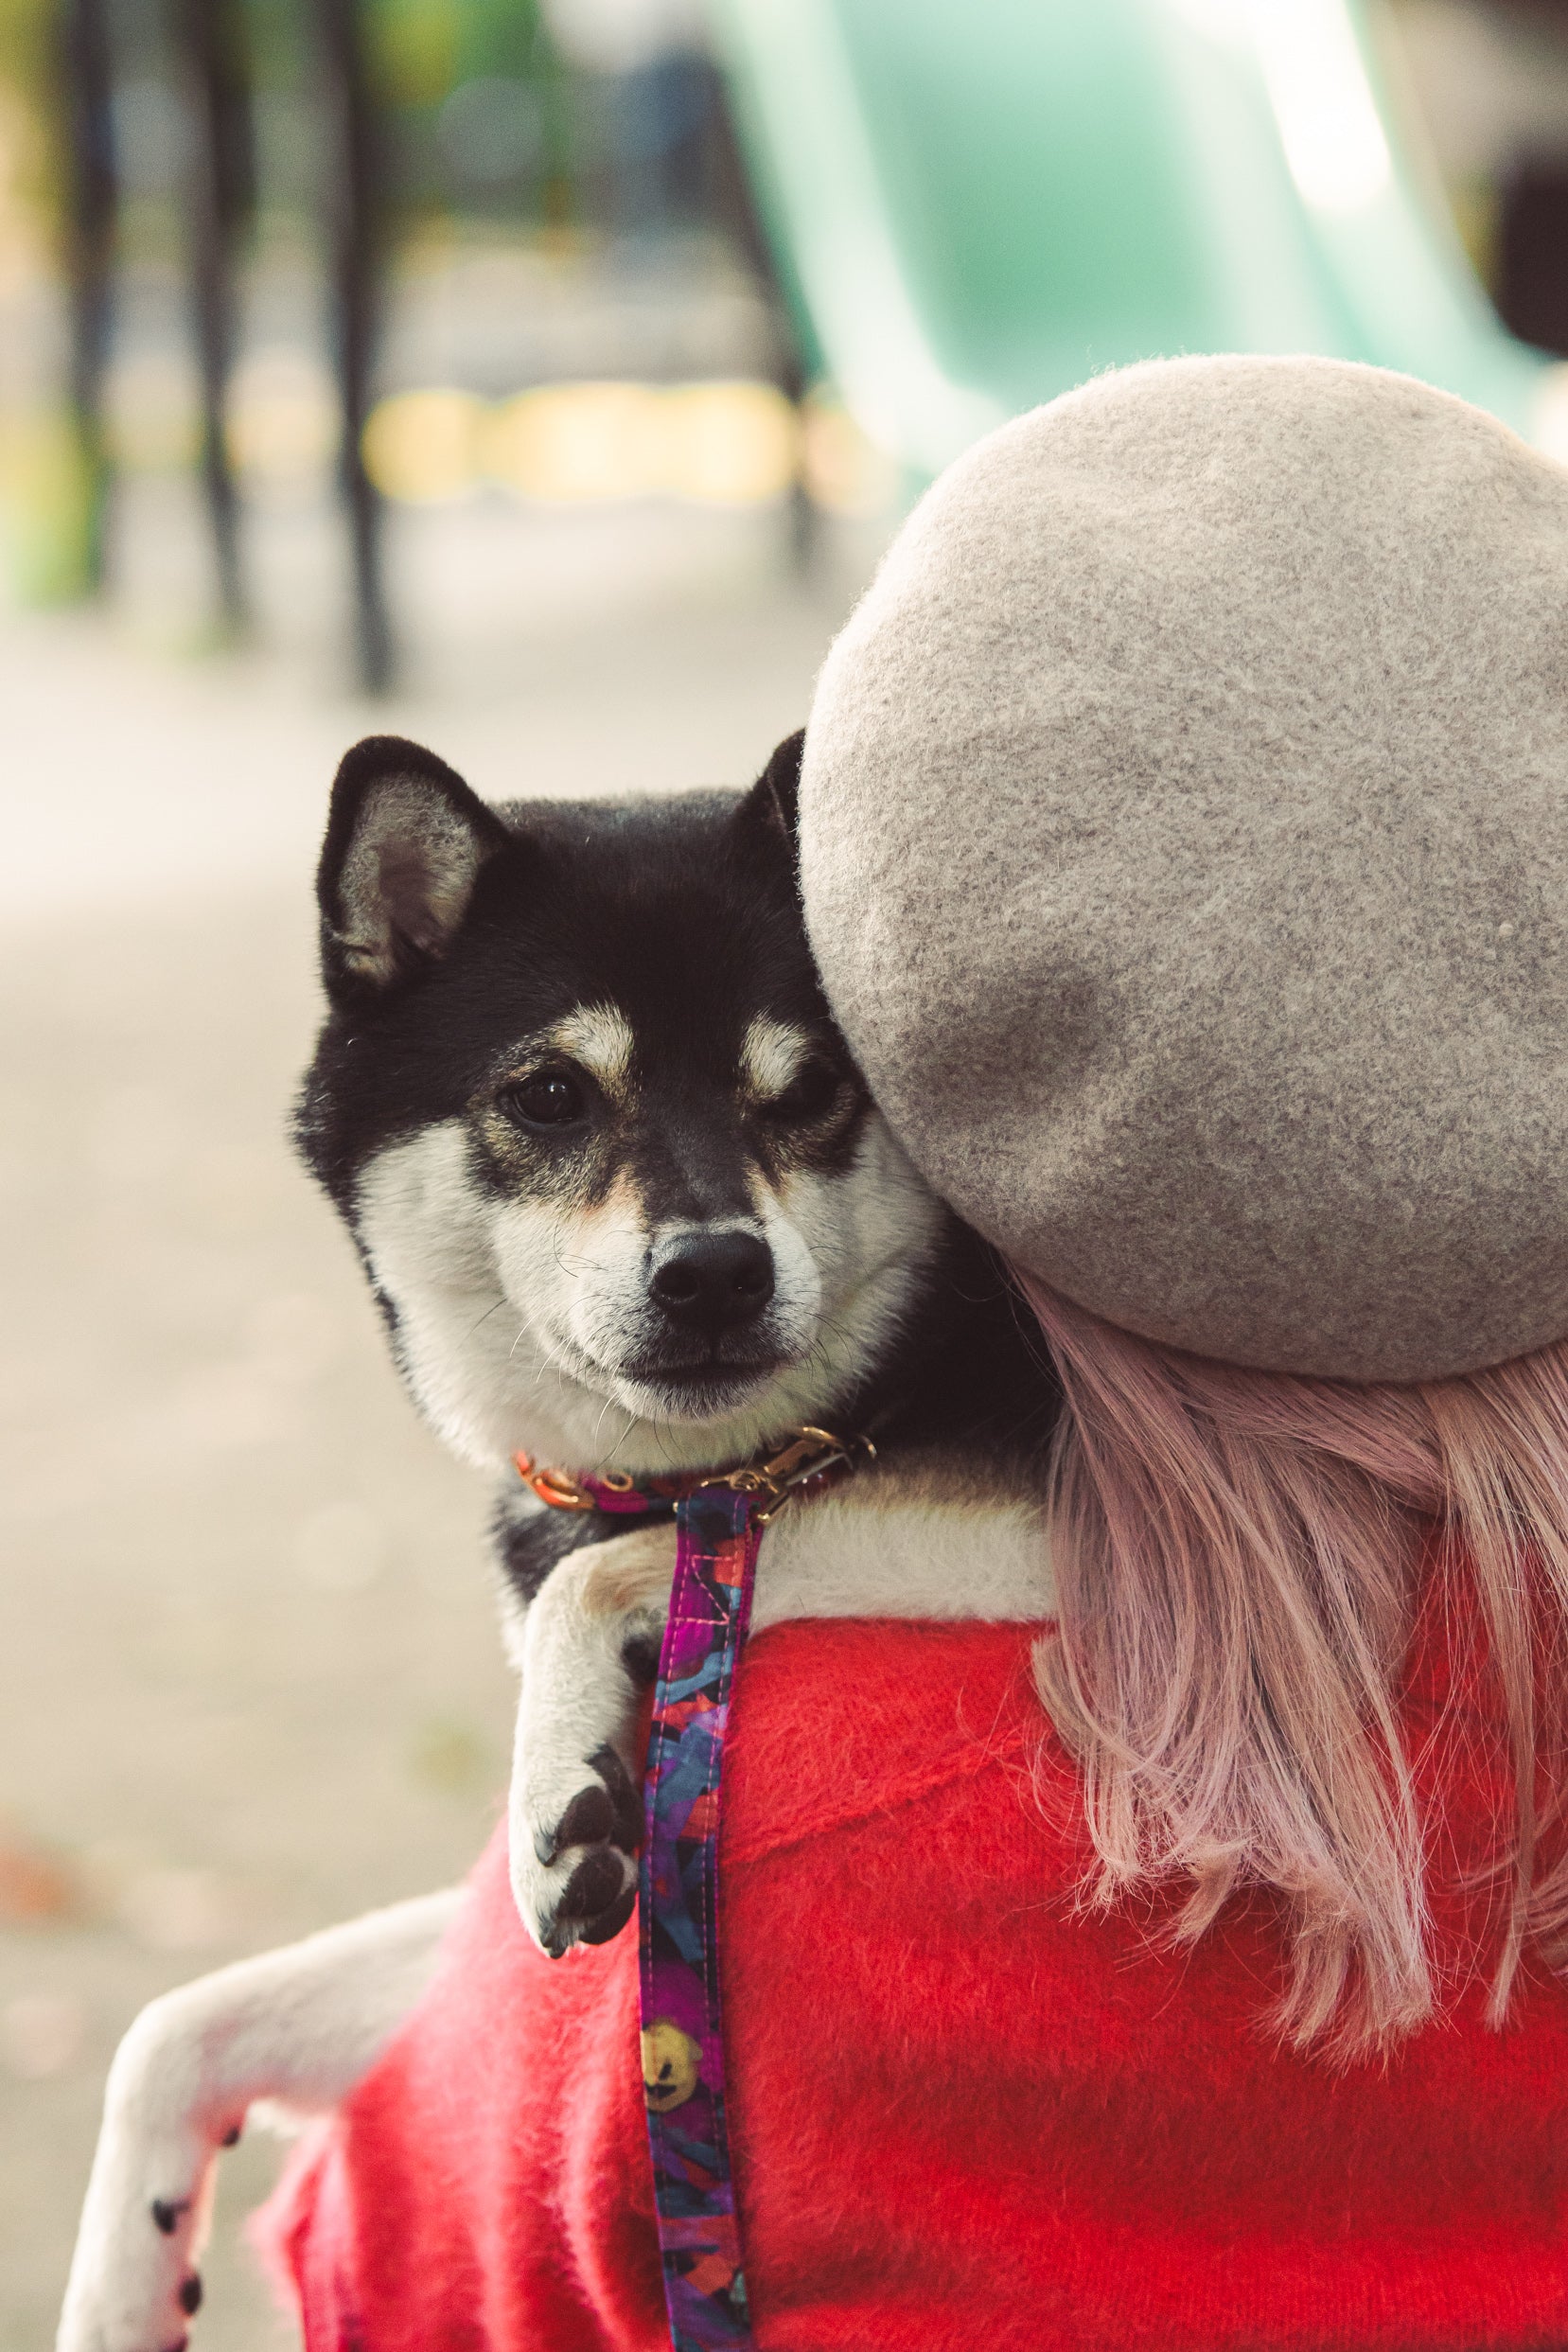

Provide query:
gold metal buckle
left=717, top=1424, right=875, bottom=1524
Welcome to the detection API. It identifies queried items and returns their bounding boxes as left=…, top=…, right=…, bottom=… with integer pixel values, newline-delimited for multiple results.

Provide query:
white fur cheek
left=354, top=1127, right=581, bottom=1470
left=766, top=1114, right=946, bottom=1376
left=356, top=1123, right=494, bottom=1299
left=780, top=1116, right=943, bottom=1306
left=488, top=1195, right=592, bottom=1353
left=540, top=1188, right=655, bottom=1370
left=837, top=1115, right=947, bottom=1294
left=751, top=1194, right=824, bottom=1354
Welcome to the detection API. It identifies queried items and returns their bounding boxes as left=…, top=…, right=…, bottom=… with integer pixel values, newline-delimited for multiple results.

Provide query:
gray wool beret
left=801, top=354, right=1568, bottom=1384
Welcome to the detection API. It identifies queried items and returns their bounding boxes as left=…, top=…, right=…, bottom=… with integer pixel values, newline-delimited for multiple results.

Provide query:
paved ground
left=0, top=493, right=881, bottom=2347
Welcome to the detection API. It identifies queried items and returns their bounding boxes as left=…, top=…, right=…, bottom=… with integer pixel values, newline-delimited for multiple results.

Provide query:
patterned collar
left=513, top=1424, right=872, bottom=1527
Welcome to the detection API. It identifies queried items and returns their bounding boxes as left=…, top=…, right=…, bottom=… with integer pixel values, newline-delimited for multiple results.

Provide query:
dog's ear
left=735, top=728, right=803, bottom=865
left=316, top=736, right=509, bottom=999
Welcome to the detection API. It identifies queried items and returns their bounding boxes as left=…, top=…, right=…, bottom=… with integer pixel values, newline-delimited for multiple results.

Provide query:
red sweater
left=257, top=1595, right=1568, bottom=2350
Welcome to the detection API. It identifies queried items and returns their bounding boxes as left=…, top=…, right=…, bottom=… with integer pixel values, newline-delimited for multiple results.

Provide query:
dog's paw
left=57, top=2115, right=220, bottom=2352
left=510, top=1741, right=642, bottom=1958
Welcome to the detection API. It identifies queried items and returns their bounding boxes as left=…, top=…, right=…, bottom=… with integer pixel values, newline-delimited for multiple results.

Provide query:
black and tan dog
left=59, top=733, right=1057, bottom=2352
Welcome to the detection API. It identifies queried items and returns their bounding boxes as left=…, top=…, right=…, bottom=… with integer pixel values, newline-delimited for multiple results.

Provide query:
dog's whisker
left=508, top=1319, right=587, bottom=1406
left=588, top=1403, right=638, bottom=1468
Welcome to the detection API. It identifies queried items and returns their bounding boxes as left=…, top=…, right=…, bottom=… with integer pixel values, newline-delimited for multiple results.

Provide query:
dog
left=58, top=731, right=1060, bottom=2352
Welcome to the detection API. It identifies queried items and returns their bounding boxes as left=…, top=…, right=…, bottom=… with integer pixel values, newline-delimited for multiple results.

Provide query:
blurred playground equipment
left=6, top=0, right=792, bottom=682
left=6, top=0, right=1568, bottom=679
left=713, top=0, right=1562, bottom=478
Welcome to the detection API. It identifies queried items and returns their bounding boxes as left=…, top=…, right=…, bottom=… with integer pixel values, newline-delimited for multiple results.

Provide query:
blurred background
left=6, top=0, right=1568, bottom=2342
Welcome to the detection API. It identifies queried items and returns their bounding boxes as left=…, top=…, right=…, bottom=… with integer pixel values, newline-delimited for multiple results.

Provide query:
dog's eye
left=501, top=1070, right=588, bottom=1131
left=762, top=1059, right=842, bottom=1123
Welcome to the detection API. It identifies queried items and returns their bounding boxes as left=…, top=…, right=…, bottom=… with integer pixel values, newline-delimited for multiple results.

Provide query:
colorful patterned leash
left=639, top=1478, right=762, bottom=2349
left=515, top=1425, right=871, bottom=2352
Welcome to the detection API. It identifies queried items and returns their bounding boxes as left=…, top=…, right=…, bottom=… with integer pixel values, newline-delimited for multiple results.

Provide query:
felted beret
left=801, top=354, right=1568, bottom=1384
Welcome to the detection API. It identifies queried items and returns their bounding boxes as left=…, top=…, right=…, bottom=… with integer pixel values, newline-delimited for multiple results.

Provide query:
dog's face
left=296, top=733, right=943, bottom=1475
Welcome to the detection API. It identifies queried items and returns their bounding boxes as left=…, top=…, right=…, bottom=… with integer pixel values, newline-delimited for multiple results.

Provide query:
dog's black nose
left=649, top=1230, right=775, bottom=1333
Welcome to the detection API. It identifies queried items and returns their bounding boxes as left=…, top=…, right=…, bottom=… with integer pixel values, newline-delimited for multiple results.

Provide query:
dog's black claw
left=220, top=2124, right=240, bottom=2147
left=150, top=2198, right=186, bottom=2237
left=559, top=1845, right=628, bottom=1923
left=540, top=1848, right=632, bottom=1954
left=536, top=1746, right=643, bottom=1866
left=589, top=1742, right=643, bottom=1850
left=577, top=1882, right=637, bottom=1947
left=537, top=1781, right=615, bottom=1866
left=180, top=2272, right=203, bottom=2315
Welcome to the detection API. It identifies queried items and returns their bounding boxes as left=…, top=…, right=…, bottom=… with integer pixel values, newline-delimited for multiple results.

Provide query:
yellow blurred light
left=662, top=382, right=797, bottom=506
left=226, top=349, right=337, bottom=486
left=801, top=395, right=900, bottom=518
left=485, top=380, right=802, bottom=506
left=484, top=382, right=666, bottom=503
left=366, top=380, right=819, bottom=509
left=361, top=389, right=484, bottom=504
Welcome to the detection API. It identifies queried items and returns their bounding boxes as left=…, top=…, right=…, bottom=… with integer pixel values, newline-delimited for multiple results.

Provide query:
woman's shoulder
left=725, top=1615, right=1062, bottom=1866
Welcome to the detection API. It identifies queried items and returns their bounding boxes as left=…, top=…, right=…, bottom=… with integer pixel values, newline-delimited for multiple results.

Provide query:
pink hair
left=1015, top=1275, right=1568, bottom=2061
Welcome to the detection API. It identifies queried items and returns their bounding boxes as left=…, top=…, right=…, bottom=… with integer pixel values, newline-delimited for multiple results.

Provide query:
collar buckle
left=717, top=1424, right=875, bottom=1524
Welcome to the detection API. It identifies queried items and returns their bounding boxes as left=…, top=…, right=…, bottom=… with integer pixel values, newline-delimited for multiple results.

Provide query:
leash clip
left=717, top=1424, right=874, bottom=1524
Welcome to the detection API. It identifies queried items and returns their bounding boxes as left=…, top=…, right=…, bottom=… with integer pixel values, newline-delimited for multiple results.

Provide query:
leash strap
left=517, top=1424, right=868, bottom=2349
left=640, top=1484, right=763, bottom=2352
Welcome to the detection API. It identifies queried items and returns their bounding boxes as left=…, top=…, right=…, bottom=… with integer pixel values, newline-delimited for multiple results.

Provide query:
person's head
left=800, top=356, right=1568, bottom=2057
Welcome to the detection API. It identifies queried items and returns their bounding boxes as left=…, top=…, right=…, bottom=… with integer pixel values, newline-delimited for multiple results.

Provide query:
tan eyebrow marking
left=540, top=1002, right=636, bottom=1100
left=741, top=1016, right=810, bottom=1101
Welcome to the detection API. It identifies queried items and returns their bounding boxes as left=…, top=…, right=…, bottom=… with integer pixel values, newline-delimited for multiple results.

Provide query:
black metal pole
left=59, top=0, right=116, bottom=592
left=173, top=0, right=255, bottom=632
left=314, top=0, right=392, bottom=693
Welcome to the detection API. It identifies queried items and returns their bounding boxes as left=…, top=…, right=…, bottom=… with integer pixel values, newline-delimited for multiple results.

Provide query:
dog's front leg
left=509, top=1522, right=676, bottom=1956
left=58, top=1887, right=459, bottom=2352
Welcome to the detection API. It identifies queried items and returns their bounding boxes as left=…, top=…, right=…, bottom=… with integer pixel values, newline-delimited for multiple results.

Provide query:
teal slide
left=710, top=0, right=1559, bottom=475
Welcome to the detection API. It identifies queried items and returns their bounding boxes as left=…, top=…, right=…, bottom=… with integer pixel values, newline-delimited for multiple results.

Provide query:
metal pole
left=314, top=0, right=392, bottom=693
left=174, top=0, right=255, bottom=632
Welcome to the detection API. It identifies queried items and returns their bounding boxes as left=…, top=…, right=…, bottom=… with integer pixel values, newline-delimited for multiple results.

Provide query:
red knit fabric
left=255, top=1583, right=1568, bottom=2350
